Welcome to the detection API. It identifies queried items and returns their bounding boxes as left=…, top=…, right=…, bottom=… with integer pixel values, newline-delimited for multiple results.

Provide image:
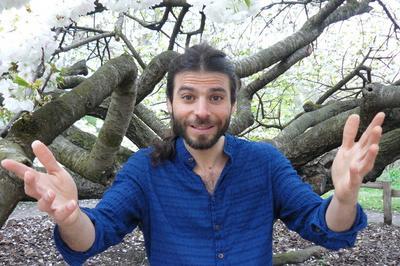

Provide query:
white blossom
left=0, top=0, right=30, bottom=11
left=3, top=97, right=34, bottom=113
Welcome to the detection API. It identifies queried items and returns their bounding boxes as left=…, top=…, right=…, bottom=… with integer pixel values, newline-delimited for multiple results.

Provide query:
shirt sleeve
left=53, top=150, right=149, bottom=265
left=269, top=145, right=367, bottom=250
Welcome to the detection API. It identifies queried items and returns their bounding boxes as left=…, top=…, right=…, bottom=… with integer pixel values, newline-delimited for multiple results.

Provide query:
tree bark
left=0, top=54, right=138, bottom=227
left=0, top=140, right=31, bottom=226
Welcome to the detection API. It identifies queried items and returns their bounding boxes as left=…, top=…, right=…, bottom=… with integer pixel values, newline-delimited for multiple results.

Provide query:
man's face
left=168, top=71, right=235, bottom=150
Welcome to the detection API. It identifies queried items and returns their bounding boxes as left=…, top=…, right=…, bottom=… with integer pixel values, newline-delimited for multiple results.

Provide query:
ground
left=0, top=201, right=399, bottom=265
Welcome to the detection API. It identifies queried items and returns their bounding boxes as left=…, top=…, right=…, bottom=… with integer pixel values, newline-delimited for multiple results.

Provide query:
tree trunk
left=0, top=55, right=138, bottom=227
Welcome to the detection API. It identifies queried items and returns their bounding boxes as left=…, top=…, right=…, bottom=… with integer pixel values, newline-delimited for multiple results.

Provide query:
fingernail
left=31, top=140, right=42, bottom=148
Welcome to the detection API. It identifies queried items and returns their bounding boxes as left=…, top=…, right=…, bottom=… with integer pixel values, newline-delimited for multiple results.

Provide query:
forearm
left=58, top=209, right=95, bottom=252
left=325, top=194, right=357, bottom=232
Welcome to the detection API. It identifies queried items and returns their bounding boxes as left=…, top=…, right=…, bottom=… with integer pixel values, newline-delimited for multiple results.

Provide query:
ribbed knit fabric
left=54, top=134, right=367, bottom=265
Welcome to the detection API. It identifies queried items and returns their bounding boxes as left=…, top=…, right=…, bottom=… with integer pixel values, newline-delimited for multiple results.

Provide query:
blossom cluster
left=0, top=0, right=260, bottom=119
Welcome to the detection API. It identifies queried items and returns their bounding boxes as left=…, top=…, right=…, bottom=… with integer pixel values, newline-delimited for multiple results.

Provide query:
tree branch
left=234, top=0, right=372, bottom=78
left=6, top=54, right=136, bottom=161
left=90, top=102, right=159, bottom=149
left=168, top=6, right=189, bottom=50
left=316, top=50, right=372, bottom=104
left=53, top=32, right=115, bottom=55
left=58, top=76, right=86, bottom=90
left=273, top=245, right=325, bottom=265
left=300, top=125, right=400, bottom=194
left=124, top=6, right=171, bottom=31
left=134, top=103, right=168, bottom=138
left=119, top=34, right=147, bottom=69
left=0, top=139, right=31, bottom=227
left=136, top=50, right=179, bottom=104
left=81, top=70, right=137, bottom=184
left=60, top=60, right=88, bottom=76
left=60, top=125, right=133, bottom=162
left=280, top=85, right=400, bottom=167
left=229, top=45, right=312, bottom=135
left=274, top=99, right=361, bottom=148
left=376, top=0, right=400, bottom=32
left=247, top=45, right=312, bottom=97
left=184, top=10, right=206, bottom=48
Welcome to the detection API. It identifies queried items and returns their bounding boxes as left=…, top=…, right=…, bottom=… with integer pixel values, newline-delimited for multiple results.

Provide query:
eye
left=210, top=95, right=223, bottom=102
left=181, top=94, right=195, bottom=102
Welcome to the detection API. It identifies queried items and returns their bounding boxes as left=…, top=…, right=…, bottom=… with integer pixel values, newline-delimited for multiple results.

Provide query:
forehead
left=173, top=71, right=230, bottom=93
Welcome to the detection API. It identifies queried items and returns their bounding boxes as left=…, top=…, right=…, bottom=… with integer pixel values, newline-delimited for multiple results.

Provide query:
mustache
left=188, top=117, right=213, bottom=126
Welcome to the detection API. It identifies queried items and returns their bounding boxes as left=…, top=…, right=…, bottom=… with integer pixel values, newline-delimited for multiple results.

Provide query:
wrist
left=332, top=192, right=358, bottom=208
left=58, top=207, right=83, bottom=229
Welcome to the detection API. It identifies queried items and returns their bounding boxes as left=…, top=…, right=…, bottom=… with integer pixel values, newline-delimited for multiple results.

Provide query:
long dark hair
left=150, top=43, right=238, bottom=165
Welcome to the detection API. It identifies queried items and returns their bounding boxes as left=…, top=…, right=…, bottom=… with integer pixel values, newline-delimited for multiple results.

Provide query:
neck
left=184, top=136, right=226, bottom=169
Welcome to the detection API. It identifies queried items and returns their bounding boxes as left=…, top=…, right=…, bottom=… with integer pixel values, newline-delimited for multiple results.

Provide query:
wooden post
left=382, top=181, right=392, bottom=225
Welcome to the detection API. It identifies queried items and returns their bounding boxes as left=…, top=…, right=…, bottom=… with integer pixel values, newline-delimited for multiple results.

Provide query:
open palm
left=331, top=112, right=385, bottom=205
left=1, top=140, right=79, bottom=226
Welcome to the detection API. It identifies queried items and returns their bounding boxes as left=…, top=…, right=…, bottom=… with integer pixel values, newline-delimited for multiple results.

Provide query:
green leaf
left=244, top=0, right=251, bottom=8
left=13, top=75, right=31, bottom=88
left=50, top=63, right=60, bottom=73
left=31, top=79, right=42, bottom=90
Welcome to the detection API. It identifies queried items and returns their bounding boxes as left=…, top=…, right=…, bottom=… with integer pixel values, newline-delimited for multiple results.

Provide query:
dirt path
left=2, top=201, right=399, bottom=265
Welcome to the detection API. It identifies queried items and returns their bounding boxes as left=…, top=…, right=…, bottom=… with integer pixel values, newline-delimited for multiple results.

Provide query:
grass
left=322, top=167, right=400, bottom=213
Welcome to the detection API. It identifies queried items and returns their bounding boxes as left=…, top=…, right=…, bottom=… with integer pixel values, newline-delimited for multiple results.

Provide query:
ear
left=167, top=100, right=172, bottom=114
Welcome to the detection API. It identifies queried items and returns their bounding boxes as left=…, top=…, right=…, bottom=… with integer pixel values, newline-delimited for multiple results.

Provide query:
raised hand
left=331, top=112, right=385, bottom=206
left=1, top=140, right=79, bottom=227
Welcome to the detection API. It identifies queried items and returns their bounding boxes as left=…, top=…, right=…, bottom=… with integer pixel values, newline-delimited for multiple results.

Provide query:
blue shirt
left=54, top=135, right=367, bottom=265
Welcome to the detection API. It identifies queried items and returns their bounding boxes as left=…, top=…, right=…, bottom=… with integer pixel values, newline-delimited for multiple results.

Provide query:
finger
left=37, top=190, right=56, bottom=213
left=53, top=200, right=78, bottom=223
left=364, top=126, right=383, bottom=148
left=32, top=140, right=62, bottom=173
left=1, top=159, right=33, bottom=180
left=341, top=114, right=360, bottom=149
left=357, top=126, right=382, bottom=161
left=23, top=170, right=42, bottom=199
left=358, top=112, right=385, bottom=146
left=358, top=144, right=379, bottom=177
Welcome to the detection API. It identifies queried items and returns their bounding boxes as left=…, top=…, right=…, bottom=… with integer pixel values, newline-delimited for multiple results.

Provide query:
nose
left=194, top=98, right=210, bottom=119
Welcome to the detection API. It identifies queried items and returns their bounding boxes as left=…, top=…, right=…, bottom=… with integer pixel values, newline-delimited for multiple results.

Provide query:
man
left=1, top=44, right=385, bottom=265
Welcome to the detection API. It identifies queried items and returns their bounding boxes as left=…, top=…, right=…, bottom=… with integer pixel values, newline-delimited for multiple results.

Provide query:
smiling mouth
left=190, top=125, right=214, bottom=130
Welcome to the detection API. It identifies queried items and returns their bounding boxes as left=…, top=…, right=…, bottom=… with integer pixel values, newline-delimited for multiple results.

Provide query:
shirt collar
left=175, top=134, right=235, bottom=169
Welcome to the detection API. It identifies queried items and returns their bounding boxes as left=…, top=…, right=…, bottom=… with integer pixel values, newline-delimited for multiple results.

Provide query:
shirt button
left=188, top=157, right=194, bottom=162
left=214, top=224, right=221, bottom=231
left=217, top=253, right=224, bottom=259
left=311, top=224, right=321, bottom=233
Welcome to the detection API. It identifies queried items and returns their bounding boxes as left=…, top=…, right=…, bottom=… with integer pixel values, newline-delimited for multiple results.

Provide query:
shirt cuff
left=310, top=196, right=368, bottom=250
left=53, top=207, right=99, bottom=266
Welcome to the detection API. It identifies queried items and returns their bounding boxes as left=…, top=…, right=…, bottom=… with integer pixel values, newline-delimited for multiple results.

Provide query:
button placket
left=211, top=193, right=225, bottom=263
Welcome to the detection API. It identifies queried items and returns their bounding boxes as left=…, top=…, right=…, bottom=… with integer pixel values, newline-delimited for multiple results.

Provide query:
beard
left=172, top=112, right=231, bottom=150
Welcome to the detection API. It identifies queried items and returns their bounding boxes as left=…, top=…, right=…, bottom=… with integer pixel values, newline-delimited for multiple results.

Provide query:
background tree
left=0, top=0, right=399, bottom=233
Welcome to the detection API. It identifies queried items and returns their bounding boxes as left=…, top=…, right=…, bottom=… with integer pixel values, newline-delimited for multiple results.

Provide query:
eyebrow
left=176, top=86, right=228, bottom=94
left=209, top=87, right=228, bottom=94
left=177, top=86, right=195, bottom=93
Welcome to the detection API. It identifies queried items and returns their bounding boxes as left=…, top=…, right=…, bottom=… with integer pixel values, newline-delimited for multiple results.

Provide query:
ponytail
left=150, top=132, right=178, bottom=165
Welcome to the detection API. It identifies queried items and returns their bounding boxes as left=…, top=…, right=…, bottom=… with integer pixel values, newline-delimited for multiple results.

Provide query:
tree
left=0, top=0, right=399, bottom=234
